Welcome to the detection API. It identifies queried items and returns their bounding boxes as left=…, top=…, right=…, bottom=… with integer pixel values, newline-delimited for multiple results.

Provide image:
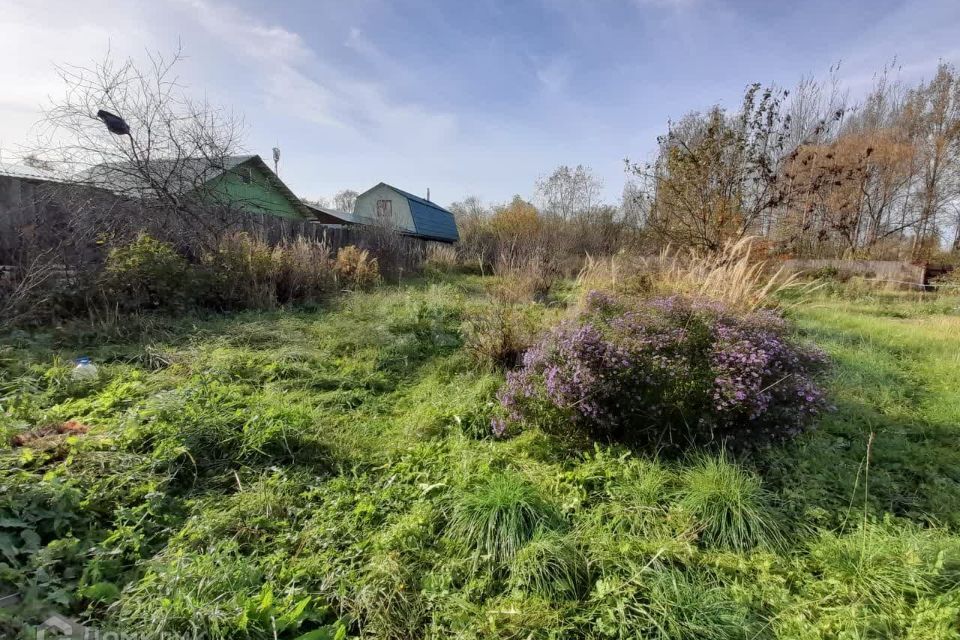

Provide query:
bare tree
left=950, top=202, right=960, bottom=252
left=901, top=63, right=960, bottom=257
left=302, top=196, right=330, bottom=209
left=332, top=189, right=359, bottom=213
left=0, top=248, right=63, bottom=328
left=449, top=196, right=493, bottom=268
left=534, top=165, right=603, bottom=220
left=620, top=179, right=648, bottom=229
left=32, top=45, right=248, bottom=242
left=785, top=66, right=849, bottom=148
left=785, top=130, right=915, bottom=256
left=449, top=195, right=489, bottom=223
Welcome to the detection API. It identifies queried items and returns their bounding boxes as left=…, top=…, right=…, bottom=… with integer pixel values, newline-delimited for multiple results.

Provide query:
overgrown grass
left=2, top=276, right=960, bottom=639
left=677, top=453, right=783, bottom=551
left=446, top=472, right=564, bottom=569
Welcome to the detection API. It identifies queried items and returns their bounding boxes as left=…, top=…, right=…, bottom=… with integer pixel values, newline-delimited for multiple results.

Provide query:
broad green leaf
left=20, top=528, right=41, bottom=551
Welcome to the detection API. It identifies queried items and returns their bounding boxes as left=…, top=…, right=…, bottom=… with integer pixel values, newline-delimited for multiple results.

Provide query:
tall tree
left=901, top=64, right=960, bottom=257
left=534, top=165, right=603, bottom=220
left=785, top=130, right=914, bottom=256
left=632, top=85, right=819, bottom=251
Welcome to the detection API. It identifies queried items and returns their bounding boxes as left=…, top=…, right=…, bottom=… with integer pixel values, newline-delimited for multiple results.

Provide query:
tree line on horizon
left=450, top=62, right=960, bottom=262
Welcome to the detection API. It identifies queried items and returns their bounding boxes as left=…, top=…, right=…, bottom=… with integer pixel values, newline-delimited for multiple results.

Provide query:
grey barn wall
left=781, top=259, right=927, bottom=289
left=0, top=175, right=43, bottom=258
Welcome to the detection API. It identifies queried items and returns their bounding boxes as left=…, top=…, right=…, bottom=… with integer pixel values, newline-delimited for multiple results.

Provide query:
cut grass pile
left=1, top=278, right=960, bottom=638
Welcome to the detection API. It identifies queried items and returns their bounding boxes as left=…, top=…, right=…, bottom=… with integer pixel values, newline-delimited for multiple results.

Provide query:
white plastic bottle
left=72, top=357, right=98, bottom=380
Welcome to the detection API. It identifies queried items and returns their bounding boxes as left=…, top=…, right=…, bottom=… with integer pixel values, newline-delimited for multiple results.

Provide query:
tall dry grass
left=577, top=238, right=811, bottom=311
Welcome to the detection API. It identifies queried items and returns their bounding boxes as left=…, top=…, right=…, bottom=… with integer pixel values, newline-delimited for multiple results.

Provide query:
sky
left=1, top=0, right=959, bottom=207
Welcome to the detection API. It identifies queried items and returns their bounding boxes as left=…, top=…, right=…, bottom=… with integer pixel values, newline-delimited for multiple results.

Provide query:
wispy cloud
left=178, top=0, right=457, bottom=144
left=633, top=0, right=698, bottom=10
left=1, top=0, right=958, bottom=205
left=535, top=57, right=571, bottom=95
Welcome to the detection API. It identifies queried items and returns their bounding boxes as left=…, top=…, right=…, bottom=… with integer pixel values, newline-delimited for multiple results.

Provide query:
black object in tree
left=96, top=109, right=130, bottom=136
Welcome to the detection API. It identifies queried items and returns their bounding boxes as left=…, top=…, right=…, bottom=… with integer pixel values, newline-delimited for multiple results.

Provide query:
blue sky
left=2, top=0, right=959, bottom=206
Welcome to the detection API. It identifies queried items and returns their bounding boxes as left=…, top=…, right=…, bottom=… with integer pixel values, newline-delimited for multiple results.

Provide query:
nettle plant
left=493, top=292, right=828, bottom=450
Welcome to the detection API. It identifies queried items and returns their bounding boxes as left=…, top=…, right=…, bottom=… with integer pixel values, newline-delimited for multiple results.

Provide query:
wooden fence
left=780, top=258, right=928, bottom=289
left=0, top=174, right=441, bottom=278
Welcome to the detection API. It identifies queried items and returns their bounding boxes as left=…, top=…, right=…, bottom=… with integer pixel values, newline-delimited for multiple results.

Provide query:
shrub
left=423, top=244, right=459, bottom=277
left=446, top=472, right=563, bottom=569
left=492, top=254, right=558, bottom=303
left=334, top=245, right=380, bottom=290
left=200, top=233, right=339, bottom=309
left=931, top=266, right=960, bottom=292
left=462, top=303, right=540, bottom=369
left=99, top=234, right=193, bottom=312
left=272, top=236, right=336, bottom=303
left=494, top=293, right=828, bottom=450
left=812, top=265, right=843, bottom=281
left=200, top=232, right=278, bottom=309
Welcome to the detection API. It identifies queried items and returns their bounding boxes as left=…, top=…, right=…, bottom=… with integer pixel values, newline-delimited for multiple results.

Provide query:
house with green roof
left=74, top=154, right=313, bottom=221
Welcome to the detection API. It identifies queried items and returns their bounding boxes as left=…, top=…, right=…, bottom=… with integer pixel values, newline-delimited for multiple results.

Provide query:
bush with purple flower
left=494, top=293, right=828, bottom=450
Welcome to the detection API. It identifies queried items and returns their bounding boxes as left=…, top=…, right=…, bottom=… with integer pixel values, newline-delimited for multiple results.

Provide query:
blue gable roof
left=386, top=185, right=460, bottom=243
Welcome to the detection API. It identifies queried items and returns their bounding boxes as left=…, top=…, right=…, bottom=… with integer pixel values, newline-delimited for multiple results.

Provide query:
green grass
left=677, top=453, right=783, bottom=551
left=764, top=292, right=960, bottom=527
left=2, top=279, right=960, bottom=638
left=446, top=472, right=564, bottom=570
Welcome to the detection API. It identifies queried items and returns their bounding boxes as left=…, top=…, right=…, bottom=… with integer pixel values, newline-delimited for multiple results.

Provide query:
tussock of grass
left=808, top=521, right=960, bottom=604
left=587, top=565, right=753, bottom=640
left=354, top=551, right=426, bottom=640
left=677, top=453, right=783, bottom=551
left=447, top=472, right=563, bottom=568
left=509, top=531, right=589, bottom=599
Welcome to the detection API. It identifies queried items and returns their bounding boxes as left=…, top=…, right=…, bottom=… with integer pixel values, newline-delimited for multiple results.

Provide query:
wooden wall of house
left=0, top=176, right=119, bottom=269
left=0, top=175, right=41, bottom=261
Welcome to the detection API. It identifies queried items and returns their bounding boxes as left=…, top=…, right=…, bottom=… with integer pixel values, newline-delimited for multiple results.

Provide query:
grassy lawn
left=768, top=293, right=960, bottom=527
left=2, top=278, right=960, bottom=639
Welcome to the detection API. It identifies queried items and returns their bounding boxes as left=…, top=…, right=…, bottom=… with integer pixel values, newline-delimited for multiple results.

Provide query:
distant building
left=74, top=154, right=313, bottom=220
left=353, top=183, right=459, bottom=243
left=302, top=201, right=362, bottom=226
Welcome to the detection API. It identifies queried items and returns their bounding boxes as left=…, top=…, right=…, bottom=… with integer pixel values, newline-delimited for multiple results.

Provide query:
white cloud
left=176, top=0, right=457, bottom=145
left=535, top=57, right=571, bottom=94
left=0, top=1, right=158, bottom=152
left=0, top=0, right=458, bottom=160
